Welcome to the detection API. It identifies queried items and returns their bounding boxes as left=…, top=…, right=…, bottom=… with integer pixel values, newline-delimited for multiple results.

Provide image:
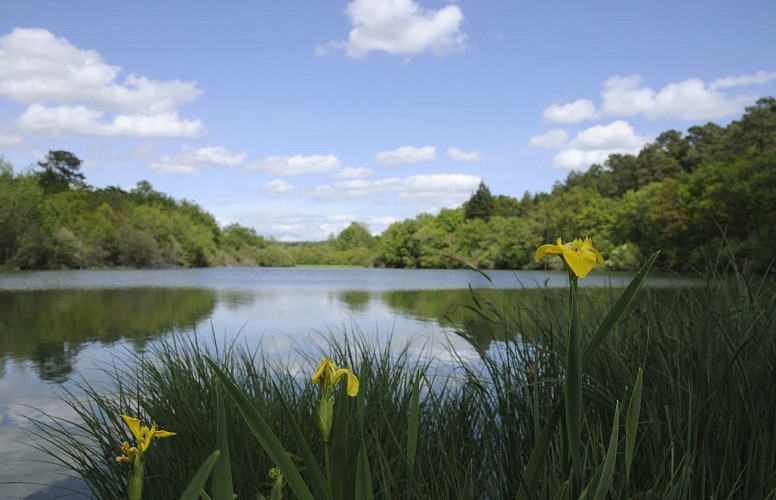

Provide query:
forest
left=1, top=97, right=774, bottom=272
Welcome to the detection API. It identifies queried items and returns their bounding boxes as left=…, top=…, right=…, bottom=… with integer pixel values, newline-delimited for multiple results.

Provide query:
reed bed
left=24, top=264, right=776, bottom=499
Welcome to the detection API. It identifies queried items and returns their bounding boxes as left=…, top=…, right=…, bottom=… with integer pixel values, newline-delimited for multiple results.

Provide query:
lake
left=0, top=267, right=681, bottom=498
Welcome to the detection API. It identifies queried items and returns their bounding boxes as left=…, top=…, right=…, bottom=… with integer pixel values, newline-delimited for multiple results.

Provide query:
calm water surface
left=0, top=267, right=684, bottom=498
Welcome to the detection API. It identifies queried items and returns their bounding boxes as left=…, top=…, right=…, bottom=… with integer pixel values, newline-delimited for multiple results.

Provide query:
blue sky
left=1, top=0, right=774, bottom=241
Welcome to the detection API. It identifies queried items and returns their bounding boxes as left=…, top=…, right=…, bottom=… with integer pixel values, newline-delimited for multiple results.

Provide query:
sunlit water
left=0, top=267, right=689, bottom=498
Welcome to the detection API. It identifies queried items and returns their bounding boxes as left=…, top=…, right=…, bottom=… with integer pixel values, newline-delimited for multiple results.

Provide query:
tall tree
left=464, top=181, right=495, bottom=220
left=35, top=150, right=87, bottom=194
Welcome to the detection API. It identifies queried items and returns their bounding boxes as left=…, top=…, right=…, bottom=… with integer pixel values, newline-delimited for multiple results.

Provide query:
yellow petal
left=120, top=415, right=142, bottom=442
left=345, top=370, right=359, bottom=397
left=535, top=243, right=561, bottom=261
left=154, top=429, right=176, bottom=439
left=312, top=358, right=336, bottom=385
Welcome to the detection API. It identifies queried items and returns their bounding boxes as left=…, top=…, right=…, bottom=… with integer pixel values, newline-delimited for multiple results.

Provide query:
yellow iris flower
left=311, top=358, right=359, bottom=397
left=535, top=237, right=605, bottom=279
left=118, top=415, right=176, bottom=456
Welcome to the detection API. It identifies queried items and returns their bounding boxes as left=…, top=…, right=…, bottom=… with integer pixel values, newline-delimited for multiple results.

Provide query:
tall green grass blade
left=205, top=357, right=315, bottom=500
left=331, top=380, right=350, bottom=500
left=566, top=277, right=582, bottom=494
left=625, top=368, right=643, bottom=485
left=179, top=450, right=220, bottom=500
left=462, top=460, right=474, bottom=500
left=212, top=387, right=234, bottom=500
left=273, top=383, right=332, bottom=500
left=582, top=251, right=659, bottom=368
left=592, top=402, right=620, bottom=500
left=516, top=402, right=564, bottom=500
left=406, top=371, right=421, bottom=472
left=355, top=386, right=373, bottom=500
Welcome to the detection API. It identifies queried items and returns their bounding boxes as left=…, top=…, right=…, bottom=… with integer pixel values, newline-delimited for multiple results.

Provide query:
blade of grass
left=625, top=368, right=643, bottom=486
left=592, top=401, right=620, bottom=500
left=212, top=387, right=234, bottom=500
left=331, top=380, right=350, bottom=500
left=406, top=371, right=421, bottom=472
left=355, top=386, right=373, bottom=500
left=205, top=357, right=315, bottom=500
left=272, top=383, right=332, bottom=500
left=582, top=251, right=659, bottom=368
left=179, top=450, right=220, bottom=500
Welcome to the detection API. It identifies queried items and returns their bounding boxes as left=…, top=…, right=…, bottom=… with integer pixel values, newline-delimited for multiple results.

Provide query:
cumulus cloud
left=263, top=179, right=296, bottom=196
left=148, top=146, right=245, bottom=174
left=552, top=120, right=649, bottom=170
left=16, top=104, right=205, bottom=139
left=710, top=70, right=776, bottom=90
left=528, top=129, right=568, bottom=149
left=446, top=148, right=483, bottom=162
left=569, top=120, right=647, bottom=150
left=246, top=154, right=341, bottom=175
left=0, top=28, right=201, bottom=113
left=553, top=150, right=617, bottom=171
left=316, top=0, right=467, bottom=58
left=375, top=145, right=435, bottom=165
left=0, top=28, right=206, bottom=141
left=310, top=173, right=480, bottom=206
left=543, top=71, right=772, bottom=124
left=542, top=99, right=598, bottom=124
left=333, top=166, right=377, bottom=179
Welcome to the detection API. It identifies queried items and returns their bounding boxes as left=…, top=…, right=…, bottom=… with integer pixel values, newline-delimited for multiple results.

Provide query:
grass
left=22, top=263, right=776, bottom=499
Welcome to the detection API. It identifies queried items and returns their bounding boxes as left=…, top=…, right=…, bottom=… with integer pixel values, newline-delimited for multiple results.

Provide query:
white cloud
left=333, top=166, right=377, bottom=179
left=317, top=0, right=467, bottom=58
left=310, top=173, right=480, bottom=206
left=569, top=120, right=647, bottom=150
left=263, top=179, right=296, bottom=195
left=375, top=145, right=435, bottom=165
left=542, top=71, right=774, bottom=124
left=710, top=70, right=776, bottom=90
left=446, top=148, right=483, bottom=162
left=552, top=120, right=649, bottom=171
left=0, top=28, right=201, bottom=113
left=148, top=146, right=245, bottom=174
left=543, top=99, right=597, bottom=123
left=246, top=154, right=341, bottom=175
left=553, top=149, right=616, bottom=171
left=17, top=104, right=205, bottom=139
left=528, top=129, right=568, bottom=149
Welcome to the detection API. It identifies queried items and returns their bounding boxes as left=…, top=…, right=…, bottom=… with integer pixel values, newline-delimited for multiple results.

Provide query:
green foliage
left=463, top=180, right=495, bottom=221
left=3, top=98, right=776, bottom=272
left=34, top=150, right=88, bottom=194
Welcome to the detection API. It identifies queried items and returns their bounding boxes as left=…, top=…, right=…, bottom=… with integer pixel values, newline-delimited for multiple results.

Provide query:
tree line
left=1, top=97, right=774, bottom=271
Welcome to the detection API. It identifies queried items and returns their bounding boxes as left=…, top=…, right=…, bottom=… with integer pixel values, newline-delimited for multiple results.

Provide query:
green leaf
left=212, top=387, right=234, bottom=500
left=205, top=357, right=315, bottom=500
left=592, top=402, right=620, bottom=500
left=273, top=383, right=333, bottom=500
left=516, top=402, right=564, bottom=500
left=406, top=371, right=421, bottom=472
left=582, top=251, right=659, bottom=368
left=625, top=368, right=644, bottom=485
left=355, top=387, right=373, bottom=500
left=179, top=450, right=220, bottom=500
left=331, top=380, right=350, bottom=500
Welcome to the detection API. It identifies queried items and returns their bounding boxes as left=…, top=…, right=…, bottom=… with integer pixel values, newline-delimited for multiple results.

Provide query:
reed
left=23, top=264, right=776, bottom=499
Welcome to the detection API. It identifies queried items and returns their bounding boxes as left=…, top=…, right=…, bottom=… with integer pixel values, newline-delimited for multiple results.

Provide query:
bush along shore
left=23, top=239, right=776, bottom=499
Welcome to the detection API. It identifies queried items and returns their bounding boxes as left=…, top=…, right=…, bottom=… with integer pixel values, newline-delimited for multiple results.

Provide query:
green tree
left=35, top=150, right=87, bottom=194
left=336, top=222, right=375, bottom=250
left=464, top=181, right=495, bottom=220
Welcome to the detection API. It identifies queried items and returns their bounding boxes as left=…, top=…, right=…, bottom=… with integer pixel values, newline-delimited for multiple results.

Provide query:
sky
left=1, top=0, right=775, bottom=241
